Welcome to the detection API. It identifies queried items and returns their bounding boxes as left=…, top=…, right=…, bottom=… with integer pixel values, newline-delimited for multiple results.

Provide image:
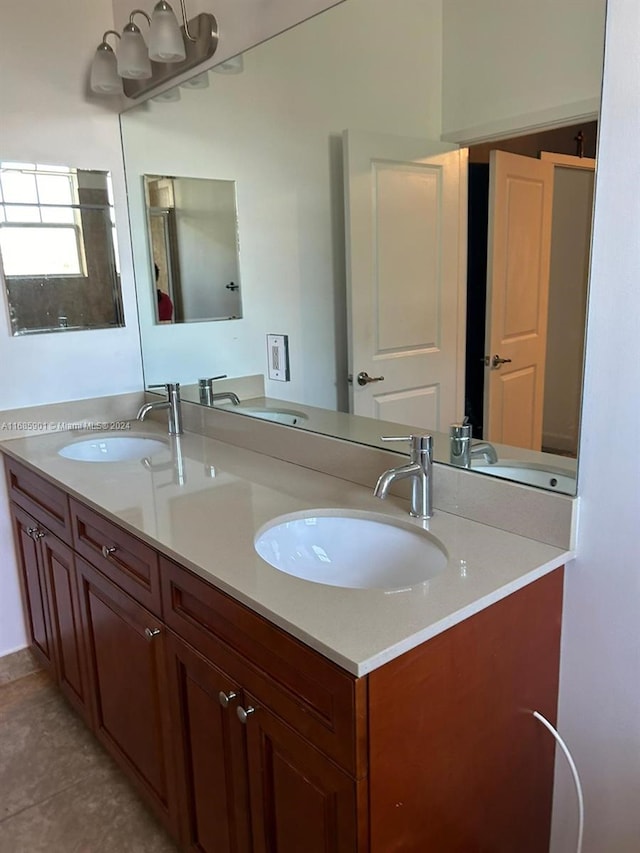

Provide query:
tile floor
left=0, top=649, right=177, bottom=853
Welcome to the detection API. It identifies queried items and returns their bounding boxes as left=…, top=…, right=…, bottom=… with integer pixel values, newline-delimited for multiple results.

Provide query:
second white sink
left=254, top=509, right=447, bottom=590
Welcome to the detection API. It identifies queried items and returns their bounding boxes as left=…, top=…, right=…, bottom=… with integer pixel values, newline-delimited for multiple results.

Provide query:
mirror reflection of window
left=0, top=163, right=124, bottom=335
left=144, top=175, right=243, bottom=325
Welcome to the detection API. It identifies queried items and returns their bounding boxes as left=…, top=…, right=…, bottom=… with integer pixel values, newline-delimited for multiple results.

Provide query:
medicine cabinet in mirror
left=0, top=163, right=124, bottom=335
left=121, top=0, right=606, bottom=496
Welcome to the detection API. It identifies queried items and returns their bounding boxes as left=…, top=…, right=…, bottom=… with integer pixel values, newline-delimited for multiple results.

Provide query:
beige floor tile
left=0, top=763, right=176, bottom=853
left=0, top=674, right=112, bottom=821
left=0, top=648, right=40, bottom=687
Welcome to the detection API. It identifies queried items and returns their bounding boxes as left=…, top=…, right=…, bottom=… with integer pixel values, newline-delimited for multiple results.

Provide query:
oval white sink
left=59, top=436, right=167, bottom=463
left=254, top=509, right=447, bottom=590
left=472, top=461, right=576, bottom=492
left=235, top=407, right=308, bottom=426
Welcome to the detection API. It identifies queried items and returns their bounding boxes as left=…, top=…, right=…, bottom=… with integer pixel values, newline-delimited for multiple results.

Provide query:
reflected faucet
left=198, top=377, right=240, bottom=407
left=450, top=422, right=498, bottom=467
left=137, top=382, right=183, bottom=435
left=141, top=434, right=186, bottom=485
left=374, top=434, right=433, bottom=520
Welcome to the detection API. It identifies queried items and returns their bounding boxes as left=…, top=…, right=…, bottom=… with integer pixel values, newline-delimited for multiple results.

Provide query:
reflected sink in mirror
left=471, top=461, right=576, bottom=492
left=225, top=406, right=308, bottom=426
left=254, top=509, right=447, bottom=590
left=59, top=436, right=167, bottom=463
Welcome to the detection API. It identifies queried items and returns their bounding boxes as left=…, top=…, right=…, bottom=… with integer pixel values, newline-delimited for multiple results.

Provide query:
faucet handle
left=148, top=382, right=181, bottom=394
left=381, top=434, right=433, bottom=455
left=449, top=422, right=472, bottom=440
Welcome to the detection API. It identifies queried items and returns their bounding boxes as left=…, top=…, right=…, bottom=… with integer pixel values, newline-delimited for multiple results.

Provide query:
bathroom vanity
left=2, top=424, right=570, bottom=852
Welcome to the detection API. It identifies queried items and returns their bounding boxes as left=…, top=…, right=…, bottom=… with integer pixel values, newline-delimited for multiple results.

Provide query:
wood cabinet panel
left=166, top=632, right=252, bottom=853
left=71, top=499, right=161, bottom=615
left=5, top=457, right=71, bottom=544
left=161, top=557, right=366, bottom=777
left=9, top=503, right=55, bottom=672
left=243, top=693, right=365, bottom=853
left=40, top=532, right=89, bottom=722
left=76, top=556, right=178, bottom=835
left=368, top=568, right=564, bottom=853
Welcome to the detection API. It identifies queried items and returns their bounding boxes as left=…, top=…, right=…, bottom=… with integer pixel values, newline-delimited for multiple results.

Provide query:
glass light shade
left=117, top=27, right=151, bottom=79
left=90, top=46, right=123, bottom=95
left=180, top=71, right=209, bottom=89
left=148, top=3, right=186, bottom=63
left=152, top=87, right=181, bottom=102
left=212, top=54, right=244, bottom=75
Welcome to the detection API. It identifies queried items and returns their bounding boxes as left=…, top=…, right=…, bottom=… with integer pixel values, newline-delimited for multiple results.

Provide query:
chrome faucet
left=374, top=434, right=433, bottom=519
left=450, top=422, right=498, bottom=467
left=137, top=382, right=183, bottom=435
left=210, top=392, right=240, bottom=406
left=198, top=376, right=240, bottom=407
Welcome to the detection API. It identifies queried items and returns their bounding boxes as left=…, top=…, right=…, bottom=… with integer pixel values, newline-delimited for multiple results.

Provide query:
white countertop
left=1, top=422, right=572, bottom=676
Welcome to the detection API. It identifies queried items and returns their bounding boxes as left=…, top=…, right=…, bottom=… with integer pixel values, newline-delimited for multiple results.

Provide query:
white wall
left=122, top=0, right=442, bottom=407
left=442, top=0, right=606, bottom=141
left=550, top=1, right=640, bottom=849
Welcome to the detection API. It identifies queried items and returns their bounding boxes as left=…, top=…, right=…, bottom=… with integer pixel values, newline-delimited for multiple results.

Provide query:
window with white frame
left=0, top=163, right=88, bottom=278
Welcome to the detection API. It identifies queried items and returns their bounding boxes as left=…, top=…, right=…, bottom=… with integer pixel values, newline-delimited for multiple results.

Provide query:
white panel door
left=344, top=130, right=467, bottom=432
left=484, top=150, right=554, bottom=450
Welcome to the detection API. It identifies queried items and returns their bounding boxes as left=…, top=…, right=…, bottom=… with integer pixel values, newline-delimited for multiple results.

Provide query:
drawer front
left=4, top=457, right=71, bottom=544
left=71, top=499, right=161, bottom=616
left=161, top=557, right=365, bottom=777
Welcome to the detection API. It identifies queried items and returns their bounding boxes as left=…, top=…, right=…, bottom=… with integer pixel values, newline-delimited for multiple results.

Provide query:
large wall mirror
left=0, top=163, right=124, bottom=335
left=121, top=0, right=606, bottom=496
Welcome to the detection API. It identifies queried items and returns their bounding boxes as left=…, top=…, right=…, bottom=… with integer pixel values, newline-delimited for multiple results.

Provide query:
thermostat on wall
left=267, top=334, right=290, bottom=381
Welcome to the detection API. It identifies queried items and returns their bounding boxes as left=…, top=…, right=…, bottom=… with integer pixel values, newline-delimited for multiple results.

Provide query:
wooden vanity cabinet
left=162, top=557, right=367, bottom=852
left=7, top=467, right=89, bottom=722
left=5, top=457, right=564, bottom=852
left=75, top=556, right=179, bottom=837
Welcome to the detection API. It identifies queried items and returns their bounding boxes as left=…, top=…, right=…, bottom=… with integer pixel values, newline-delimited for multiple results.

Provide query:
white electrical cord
left=533, top=710, right=584, bottom=853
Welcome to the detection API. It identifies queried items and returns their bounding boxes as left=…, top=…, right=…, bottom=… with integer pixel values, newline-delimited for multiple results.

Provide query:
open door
left=484, top=150, right=554, bottom=450
left=344, top=130, right=467, bottom=432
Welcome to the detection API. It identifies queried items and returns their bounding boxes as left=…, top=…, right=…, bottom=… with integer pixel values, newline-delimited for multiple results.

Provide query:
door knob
left=356, top=371, right=385, bottom=386
left=482, top=354, right=512, bottom=369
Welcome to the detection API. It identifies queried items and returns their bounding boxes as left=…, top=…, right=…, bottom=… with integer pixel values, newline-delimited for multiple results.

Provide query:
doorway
left=465, top=122, right=597, bottom=455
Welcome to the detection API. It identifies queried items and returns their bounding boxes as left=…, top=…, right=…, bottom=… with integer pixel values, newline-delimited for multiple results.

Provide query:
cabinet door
left=10, top=503, right=55, bottom=672
left=76, top=557, right=178, bottom=836
left=40, top=532, right=89, bottom=722
left=243, top=693, right=362, bottom=853
left=166, top=633, right=251, bottom=853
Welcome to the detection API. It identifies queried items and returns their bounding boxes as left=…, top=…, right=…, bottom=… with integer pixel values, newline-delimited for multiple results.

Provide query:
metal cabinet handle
left=27, top=527, right=44, bottom=540
left=144, top=627, right=161, bottom=640
left=218, top=690, right=237, bottom=708
left=356, top=371, right=385, bottom=386
left=236, top=705, right=256, bottom=724
left=101, top=545, right=117, bottom=558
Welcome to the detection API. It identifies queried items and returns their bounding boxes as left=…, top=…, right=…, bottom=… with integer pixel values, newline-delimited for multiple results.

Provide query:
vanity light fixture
left=89, top=31, right=123, bottom=94
left=117, top=10, right=152, bottom=79
left=89, top=0, right=219, bottom=99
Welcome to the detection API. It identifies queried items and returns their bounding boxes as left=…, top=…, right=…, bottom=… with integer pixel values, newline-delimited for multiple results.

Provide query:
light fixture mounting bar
left=123, top=12, right=218, bottom=99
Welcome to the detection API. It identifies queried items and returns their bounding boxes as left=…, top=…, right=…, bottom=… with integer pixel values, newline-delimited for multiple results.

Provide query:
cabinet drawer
left=71, top=499, right=161, bottom=616
left=161, top=557, right=367, bottom=777
left=5, top=457, right=71, bottom=544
